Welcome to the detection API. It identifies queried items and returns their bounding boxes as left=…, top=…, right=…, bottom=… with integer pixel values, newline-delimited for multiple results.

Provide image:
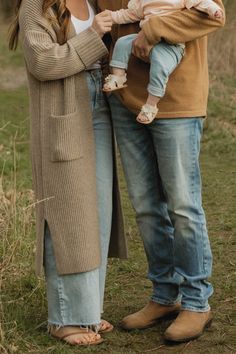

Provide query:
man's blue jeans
left=108, top=94, right=213, bottom=312
left=44, top=70, right=113, bottom=326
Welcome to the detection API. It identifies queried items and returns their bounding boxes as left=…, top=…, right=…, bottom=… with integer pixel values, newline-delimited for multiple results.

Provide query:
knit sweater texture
left=19, top=0, right=127, bottom=275
left=98, top=0, right=225, bottom=118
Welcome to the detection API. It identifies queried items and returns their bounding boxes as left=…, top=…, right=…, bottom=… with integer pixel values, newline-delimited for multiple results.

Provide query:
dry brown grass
left=208, top=0, right=236, bottom=75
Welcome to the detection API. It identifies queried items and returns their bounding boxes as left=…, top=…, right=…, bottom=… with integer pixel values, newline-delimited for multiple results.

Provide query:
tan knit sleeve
left=142, top=0, right=225, bottom=45
left=21, top=27, right=107, bottom=81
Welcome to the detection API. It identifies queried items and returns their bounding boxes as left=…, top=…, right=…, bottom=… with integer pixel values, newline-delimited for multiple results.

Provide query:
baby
left=103, top=0, right=223, bottom=124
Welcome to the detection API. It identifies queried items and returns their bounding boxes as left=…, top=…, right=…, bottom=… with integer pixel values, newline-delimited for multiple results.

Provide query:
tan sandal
left=103, top=74, right=127, bottom=92
left=48, top=325, right=104, bottom=346
left=98, top=319, right=114, bottom=334
left=136, top=104, right=158, bottom=124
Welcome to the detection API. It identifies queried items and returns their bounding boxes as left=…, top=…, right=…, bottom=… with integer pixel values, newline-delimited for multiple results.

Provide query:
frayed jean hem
left=48, top=321, right=101, bottom=328
left=181, top=305, right=211, bottom=313
left=151, top=296, right=182, bottom=306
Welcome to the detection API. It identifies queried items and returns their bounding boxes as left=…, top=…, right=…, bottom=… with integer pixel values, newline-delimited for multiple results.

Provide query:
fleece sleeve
left=111, top=0, right=143, bottom=24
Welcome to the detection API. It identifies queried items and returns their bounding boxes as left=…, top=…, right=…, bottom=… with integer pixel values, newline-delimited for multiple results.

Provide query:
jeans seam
left=57, top=277, right=66, bottom=325
left=191, top=120, right=205, bottom=276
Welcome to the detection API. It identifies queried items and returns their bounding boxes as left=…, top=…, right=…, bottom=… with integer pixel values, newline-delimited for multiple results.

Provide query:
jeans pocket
left=49, top=111, right=83, bottom=162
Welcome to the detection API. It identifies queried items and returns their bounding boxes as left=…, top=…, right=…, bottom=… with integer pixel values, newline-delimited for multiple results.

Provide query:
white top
left=71, top=1, right=101, bottom=69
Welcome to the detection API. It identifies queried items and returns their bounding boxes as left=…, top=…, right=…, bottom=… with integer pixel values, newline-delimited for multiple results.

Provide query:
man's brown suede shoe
left=164, top=310, right=213, bottom=343
left=120, top=301, right=181, bottom=330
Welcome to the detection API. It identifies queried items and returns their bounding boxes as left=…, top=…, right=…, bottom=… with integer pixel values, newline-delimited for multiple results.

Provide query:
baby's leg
left=103, top=34, right=137, bottom=91
left=137, top=42, right=184, bottom=124
left=110, top=34, right=137, bottom=74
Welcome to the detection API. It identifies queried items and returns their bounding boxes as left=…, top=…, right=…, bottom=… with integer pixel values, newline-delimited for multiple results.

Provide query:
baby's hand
left=214, top=10, right=223, bottom=19
left=92, top=10, right=113, bottom=37
left=105, top=9, right=115, bottom=24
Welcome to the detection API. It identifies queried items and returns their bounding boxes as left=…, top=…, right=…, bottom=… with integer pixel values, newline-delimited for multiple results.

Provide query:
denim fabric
left=44, top=69, right=113, bottom=326
left=110, top=34, right=184, bottom=97
left=108, top=94, right=213, bottom=312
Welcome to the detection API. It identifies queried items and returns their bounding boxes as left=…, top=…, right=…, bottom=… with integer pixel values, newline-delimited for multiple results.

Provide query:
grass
left=1, top=1, right=236, bottom=353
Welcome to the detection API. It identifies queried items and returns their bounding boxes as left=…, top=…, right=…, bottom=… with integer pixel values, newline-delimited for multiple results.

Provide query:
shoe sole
left=49, top=329, right=104, bottom=346
left=50, top=333, right=104, bottom=346
left=120, top=310, right=180, bottom=331
left=164, top=317, right=213, bottom=343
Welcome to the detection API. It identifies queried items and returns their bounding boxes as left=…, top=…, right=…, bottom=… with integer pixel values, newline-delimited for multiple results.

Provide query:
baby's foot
left=136, top=104, right=158, bottom=125
left=103, top=74, right=127, bottom=92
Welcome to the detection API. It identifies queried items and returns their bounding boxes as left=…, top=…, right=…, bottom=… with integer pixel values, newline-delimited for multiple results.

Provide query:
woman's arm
left=22, top=28, right=107, bottom=81
left=142, top=0, right=225, bottom=45
left=19, top=9, right=110, bottom=81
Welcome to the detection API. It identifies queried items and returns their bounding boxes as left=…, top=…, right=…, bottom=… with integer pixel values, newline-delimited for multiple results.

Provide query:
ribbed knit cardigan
left=19, top=0, right=127, bottom=276
left=98, top=0, right=225, bottom=118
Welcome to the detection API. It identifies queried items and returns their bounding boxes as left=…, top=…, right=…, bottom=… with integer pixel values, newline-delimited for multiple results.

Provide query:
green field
left=0, top=2, right=236, bottom=353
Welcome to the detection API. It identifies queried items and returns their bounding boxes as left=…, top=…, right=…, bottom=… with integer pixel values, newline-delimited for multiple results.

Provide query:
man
left=98, top=0, right=225, bottom=343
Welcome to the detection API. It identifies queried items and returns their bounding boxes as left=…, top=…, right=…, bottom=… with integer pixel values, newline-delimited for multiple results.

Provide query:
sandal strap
left=60, top=331, right=89, bottom=340
left=141, top=104, right=158, bottom=120
left=104, top=74, right=127, bottom=88
left=48, top=325, right=90, bottom=340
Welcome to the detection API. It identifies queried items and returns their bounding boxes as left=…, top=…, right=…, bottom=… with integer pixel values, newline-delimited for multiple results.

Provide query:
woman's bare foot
left=48, top=325, right=103, bottom=346
left=99, top=319, right=114, bottom=333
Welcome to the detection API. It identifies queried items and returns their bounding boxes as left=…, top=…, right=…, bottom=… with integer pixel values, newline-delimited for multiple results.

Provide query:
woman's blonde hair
left=9, top=0, right=71, bottom=50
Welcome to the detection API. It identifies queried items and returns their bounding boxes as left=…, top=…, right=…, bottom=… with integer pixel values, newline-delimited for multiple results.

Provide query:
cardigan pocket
left=49, top=111, right=82, bottom=162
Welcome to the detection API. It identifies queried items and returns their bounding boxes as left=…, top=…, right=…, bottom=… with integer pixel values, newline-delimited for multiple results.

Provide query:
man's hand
left=132, top=30, right=153, bottom=62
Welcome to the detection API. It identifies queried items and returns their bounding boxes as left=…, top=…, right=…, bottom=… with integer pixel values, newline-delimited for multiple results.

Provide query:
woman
left=9, top=0, right=127, bottom=346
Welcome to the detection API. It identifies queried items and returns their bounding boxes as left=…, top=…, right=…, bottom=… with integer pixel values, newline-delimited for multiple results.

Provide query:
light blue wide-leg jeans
left=108, top=94, right=213, bottom=312
left=110, top=34, right=184, bottom=97
left=44, top=69, right=113, bottom=326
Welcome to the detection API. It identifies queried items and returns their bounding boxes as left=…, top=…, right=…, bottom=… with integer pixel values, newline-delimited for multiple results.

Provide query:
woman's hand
left=92, top=10, right=113, bottom=37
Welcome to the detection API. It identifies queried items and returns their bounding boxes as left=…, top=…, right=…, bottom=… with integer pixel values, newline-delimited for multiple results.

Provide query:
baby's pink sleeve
left=111, top=1, right=143, bottom=24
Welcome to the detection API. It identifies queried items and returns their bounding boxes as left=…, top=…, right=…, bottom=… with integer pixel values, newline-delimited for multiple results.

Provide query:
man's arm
left=142, top=0, right=225, bottom=45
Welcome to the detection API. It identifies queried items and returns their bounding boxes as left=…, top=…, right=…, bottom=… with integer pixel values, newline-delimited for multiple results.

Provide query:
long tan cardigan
left=19, top=0, right=127, bottom=276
